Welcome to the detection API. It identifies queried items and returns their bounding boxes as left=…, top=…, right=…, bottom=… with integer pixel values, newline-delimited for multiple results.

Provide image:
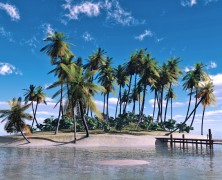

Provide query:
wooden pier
left=156, top=129, right=222, bottom=149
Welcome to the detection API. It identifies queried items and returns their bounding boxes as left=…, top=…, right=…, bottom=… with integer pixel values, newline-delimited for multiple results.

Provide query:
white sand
left=0, top=132, right=207, bottom=148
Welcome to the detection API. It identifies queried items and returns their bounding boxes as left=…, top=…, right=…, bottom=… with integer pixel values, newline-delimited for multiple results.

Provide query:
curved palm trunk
left=164, top=97, right=169, bottom=123
left=106, top=92, right=109, bottom=120
left=201, top=106, right=206, bottom=135
left=72, top=100, right=76, bottom=144
left=19, top=126, right=31, bottom=143
left=139, top=92, right=141, bottom=113
left=33, top=101, right=39, bottom=127
left=137, top=84, right=146, bottom=127
left=79, top=100, right=89, bottom=137
left=185, top=87, right=193, bottom=120
left=55, top=108, right=61, bottom=135
left=156, top=92, right=161, bottom=122
left=190, top=91, right=198, bottom=128
left=61, top=83, right=64, bottom=118
left=132, top=100, right=136, bottom=114
left=124, top=75, right=132, bottom=113
left=31, top=102, right=35, bottom=128
left=160, top=85, right=164, bottom=124
left=166, top=98, right=202, bottom=135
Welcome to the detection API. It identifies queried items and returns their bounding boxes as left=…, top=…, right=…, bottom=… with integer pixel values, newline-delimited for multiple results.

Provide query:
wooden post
left=170, top=134, right=173, bottom=148
left=182, top=134, right=185, bottom=149
left=209, top=129, right=213, bottom=149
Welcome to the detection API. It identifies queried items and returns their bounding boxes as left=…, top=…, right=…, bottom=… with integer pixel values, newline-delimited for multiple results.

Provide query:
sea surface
left=0, top=145, right=222, bottom=180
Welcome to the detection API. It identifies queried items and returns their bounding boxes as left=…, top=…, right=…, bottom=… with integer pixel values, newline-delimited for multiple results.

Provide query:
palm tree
left=33, top=86, right=47, bottom=127
left=164, top=88, right=176, bottom=121
left=196, top=81, right=216, bottom=135
left=40, top=31, right=73, bottom=64
left=0, top=97, right=32, bottom=143
left=138, top=53, right=159, bottom=123
left=41, top=32, right=74, bottom=134
left=163, top=57, right=181, bottom=122
left=97, top=57, right=115, bottom=119
left=166, top=80, right=216, bottom=135
left=23, top=85, right=37, bottom=127
left=61, top=63, right=104, bottom=138
left=114, top=65, right=128, bottom=116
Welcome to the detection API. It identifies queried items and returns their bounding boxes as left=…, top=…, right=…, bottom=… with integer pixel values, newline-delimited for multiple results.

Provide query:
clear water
left=0, top=145, right=222, bottom=180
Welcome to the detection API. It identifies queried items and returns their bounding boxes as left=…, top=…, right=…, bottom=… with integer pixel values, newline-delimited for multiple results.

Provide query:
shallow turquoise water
left=0, top=145, right=222, bottom=180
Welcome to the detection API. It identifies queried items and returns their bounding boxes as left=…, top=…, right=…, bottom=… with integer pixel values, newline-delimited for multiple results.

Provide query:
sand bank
left=0, top=131, right=207, bottom=148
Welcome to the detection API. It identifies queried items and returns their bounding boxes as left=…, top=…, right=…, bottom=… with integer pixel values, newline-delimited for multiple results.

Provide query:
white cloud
left=109, top=97, right=118, bottom=105
left=0, top=2, right=20, bottom=21
left=0, top=62, right=22, bottom=76
left=82, top=32, right=93, bottom=41
left=135, top=30, right=153, bottom=41
left=41, top=23, right=54, bottom=36
left=156, top=37, right=164, bottom=43
left=23, top=36, right=39, bottom=48
left=181, top=0, right=197, bottom=7
left=0, top=27, right=14, bottom=42
left=207, top=61, right=217, bottom=69
left=205, top=0, right=218, bottom=5
left=63, top=0, right=101, bottom=20
left=34, top=111, right=57, bottom=116
left=149, top=99, right=186, bottom=108
left=62, top=0, right=143, bottom=26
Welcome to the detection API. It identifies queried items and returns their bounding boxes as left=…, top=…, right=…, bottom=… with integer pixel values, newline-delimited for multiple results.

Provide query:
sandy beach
left=0, top=131, right=207, bottom=148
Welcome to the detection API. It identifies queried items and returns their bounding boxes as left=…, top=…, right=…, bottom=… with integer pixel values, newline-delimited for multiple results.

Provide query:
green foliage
left=164, top=119, right=177, bottom=131
left=176, top=123, right=194, bottom=133
left=148, top=122, right=163, bottom=131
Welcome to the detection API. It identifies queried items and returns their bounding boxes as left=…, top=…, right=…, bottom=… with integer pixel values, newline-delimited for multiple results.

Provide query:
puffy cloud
left=63, top=1, right=101, bottom=20
left=207, top=61, right=217, bottom=69
left=181, top=0, right=197, bottom=7
left=82, top=32, right=94, bottom=41
left=62, top=0, right=143, bottom=26
left=109, top=97, right=118, bottom=105
left=0, top=2, right=20, bottom=21
left=0, top=27, right=14, bottom=42
left=0, top=62, right=22, bottom=76
left=135, top=30, right=153, bottom=41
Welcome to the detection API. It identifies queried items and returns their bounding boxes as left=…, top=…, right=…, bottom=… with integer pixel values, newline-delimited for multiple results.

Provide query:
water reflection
left=0, top=146, right=221, bottom=179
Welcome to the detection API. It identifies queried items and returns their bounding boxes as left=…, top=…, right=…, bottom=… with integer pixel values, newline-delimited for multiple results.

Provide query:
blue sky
left=0, top=0, right=222, bottom=136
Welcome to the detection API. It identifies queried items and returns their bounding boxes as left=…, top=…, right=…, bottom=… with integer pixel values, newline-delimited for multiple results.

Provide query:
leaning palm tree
left=166, top=80, right=216, bottom=135
left=196, top=81, right=216, bottom=135
left=0, top=97, right=32, bottom=143
left=61, top=63, right=104, bottom=138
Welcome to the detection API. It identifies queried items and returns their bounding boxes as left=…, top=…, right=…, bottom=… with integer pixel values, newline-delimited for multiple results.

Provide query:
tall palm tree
left=0, top=97, right=32, bottom=143
left=97, top=57, right=115, bottom=119
left=138, top=53, right=159, bottom=123
left=164, top=88, right=176, bottom=121
left=163, top=57, right=181, bottom=122
left=158, top=62, right=172, bottom=123
left=196, top=81, right=216, bottom=135
left=23, top=85, right=37, bottom=127
left=114, top=65, right=128, bottom=116
left=61, top=63, right=104, bottom=138
left=41, top=32, right=74, bottom=134
left=123, top=49, right=144, bottom=113
left=33, top=86, right=47, bottom=127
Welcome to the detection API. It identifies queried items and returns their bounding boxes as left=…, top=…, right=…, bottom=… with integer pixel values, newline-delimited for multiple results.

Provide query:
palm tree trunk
left=79, top=100, right=89, bottom=137
left=160, top=85, right=164, bottom=124
left=156, top=91, right=161, bottom=122
left=171, top=98, right=173, bottom=120
left=164, top=97, right=169, bottom=123
left=137, top=84, right=146, bottom=127
left=19, top=126, right=30, bottom=143
left=61, top=83, right=64, bottom=118
left=72, top=100, right=76, bottom=144
left=132, top=100, right=136, bottom=114
left=166, top=98, right=202, bottom=135
left=119, top=86, right=122, bottom=115
left=124, top=75, right=132, bottom=113
left=33, top=101, right=39, bottom=127
left=190, top=91, right=198, bottom=128
left=185, top=87, right=193, bottom=120
left=201, top=106, right=206, bottom=135
left=55, top=106, right=61, bottom=135
left=139, top=92, right=141, bottom=113
left=31, top=102, right=35, bottom=128
left=115, top=96, right=119, bottom=118
left=106, top=91, right=109, bottom=120
left=152, top=90, right=157, bottom=122
left=103, top=94, right=106, bottom=114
